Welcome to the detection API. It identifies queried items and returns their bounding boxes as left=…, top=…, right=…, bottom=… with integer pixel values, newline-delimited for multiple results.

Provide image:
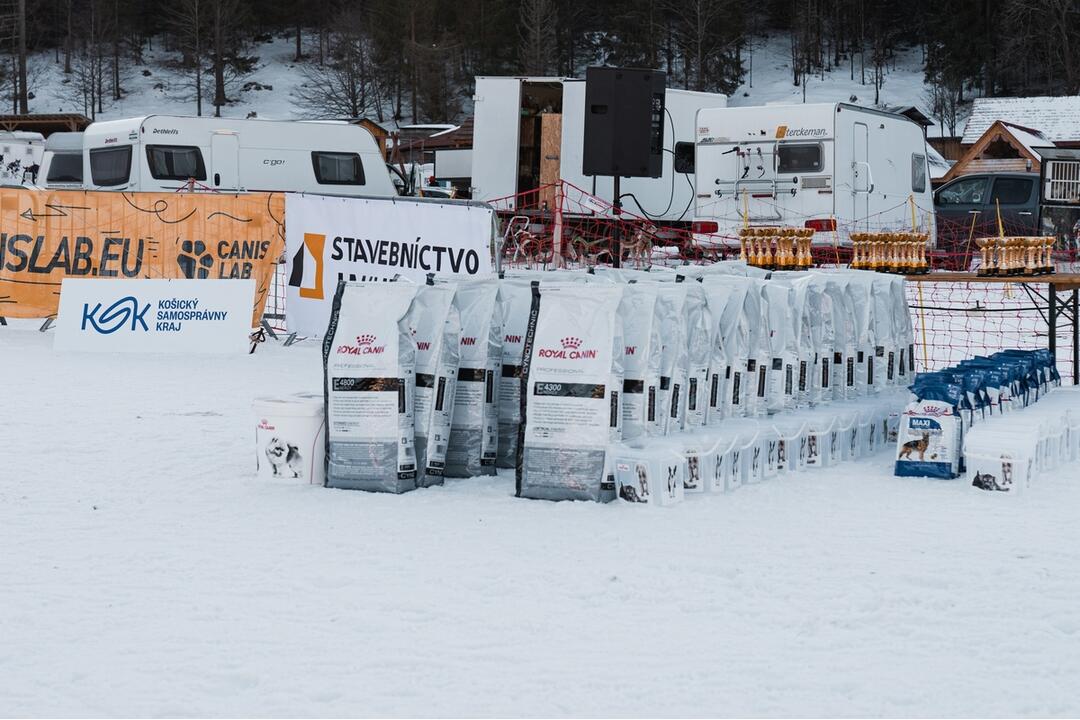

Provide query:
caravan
left=0, top=131, right=44, bottom=186
left=79, top=115, right=397, bottom=196
left=471, top=77, right=728, bottom=223
left=690, top=103, right=936, bottom=245
left=38, top=132, right=84, bottom=190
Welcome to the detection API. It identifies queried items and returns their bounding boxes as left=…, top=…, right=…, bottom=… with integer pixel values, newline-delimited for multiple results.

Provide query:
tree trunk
left=17, top=0, right=28, bottom=113
left=295, top=21, right=302, bottom=61
left=64, top=0, right=72, bottom=73
left=213, top=0, right=226, bottom=116
left=112, top=0, right=121, bottom=101
left=195, top=0, right=202, bottom=117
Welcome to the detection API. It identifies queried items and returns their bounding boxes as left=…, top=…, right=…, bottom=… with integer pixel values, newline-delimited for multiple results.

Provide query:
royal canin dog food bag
left=444, top=278, right=502, bottom=477
left=517, top=283, right=624, bottom=502
left=411, top=283, right=461, bottom=487
left=495, top=278, right=533, bottom=469
left=323, top=281, right=420, bottom=493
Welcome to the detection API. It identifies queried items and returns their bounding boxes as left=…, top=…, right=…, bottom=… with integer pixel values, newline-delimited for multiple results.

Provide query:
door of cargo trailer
left=472, top=77, right=523, bottom=208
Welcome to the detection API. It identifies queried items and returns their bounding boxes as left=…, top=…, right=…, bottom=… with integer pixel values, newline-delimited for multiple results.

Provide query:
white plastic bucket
left=254, top=392, right=326, bottom=485
left=611, top=441, right=686, bottom=506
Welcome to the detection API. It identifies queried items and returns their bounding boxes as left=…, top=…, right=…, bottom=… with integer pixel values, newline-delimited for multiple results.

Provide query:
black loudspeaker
left=583, top=67, right=666, bottom=178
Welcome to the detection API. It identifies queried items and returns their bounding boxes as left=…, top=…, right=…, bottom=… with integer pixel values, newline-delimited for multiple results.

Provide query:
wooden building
left=941, top=121, right=1052, bottom=182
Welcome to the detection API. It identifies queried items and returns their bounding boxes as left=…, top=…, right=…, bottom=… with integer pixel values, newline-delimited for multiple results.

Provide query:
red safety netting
left=490, top=180, right=1080, bottom=272
left=260, top=181, right=1077, bottom=384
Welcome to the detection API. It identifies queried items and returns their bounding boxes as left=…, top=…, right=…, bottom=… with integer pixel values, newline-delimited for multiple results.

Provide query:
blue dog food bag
left=895, top=378, right=964, bottom=479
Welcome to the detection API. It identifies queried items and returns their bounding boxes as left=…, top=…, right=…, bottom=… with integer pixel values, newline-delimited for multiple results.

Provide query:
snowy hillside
left=729, top=36, right=948, bottom=132
left=23, top=33, right=960, bottom=135
left=27, top=36, right=344, bottom=123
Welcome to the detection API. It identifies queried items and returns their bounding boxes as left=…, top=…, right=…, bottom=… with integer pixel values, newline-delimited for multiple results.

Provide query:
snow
left=728, top=37, right=951, bottom=133
left=26, top=36, right=355, bottom=123
left=925, top=143, right=952, bottom=180
left=1002, top=123, right=1055, bottom=158
left=4, top=319, right=1080, bottom=716
left=22, top=32, right=950, bottom=136
left=963, top=96, right=1080, bottom=145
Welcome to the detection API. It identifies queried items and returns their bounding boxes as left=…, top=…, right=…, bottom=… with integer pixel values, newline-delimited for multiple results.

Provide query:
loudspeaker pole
left=612, top=175, right=621, bottom=268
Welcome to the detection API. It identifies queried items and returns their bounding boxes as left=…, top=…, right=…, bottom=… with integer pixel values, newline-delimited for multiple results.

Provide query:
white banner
left=284, top=194, right=494, bottom=337
left=54, top=278, right=255, bottom=354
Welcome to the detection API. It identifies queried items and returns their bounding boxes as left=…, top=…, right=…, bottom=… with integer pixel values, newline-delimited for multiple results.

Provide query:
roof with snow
left=944, top=120, right=1052, bottom=182
left=882, top=105, right=934, bottom=128
left=962, top=96, right=1080, bottom=145
left=925, top=143, right=952, bottom=180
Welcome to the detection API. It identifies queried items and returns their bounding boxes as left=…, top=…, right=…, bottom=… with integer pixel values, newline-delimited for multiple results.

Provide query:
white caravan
left=691, top=103, right=936, bottom=244
left=38, top=132, right=84, bottom=189
left=79, top=116, right=397, bottom=196
left=471, top=76, right=728, bottom=223
left=0, top=131, right=45, bottom=186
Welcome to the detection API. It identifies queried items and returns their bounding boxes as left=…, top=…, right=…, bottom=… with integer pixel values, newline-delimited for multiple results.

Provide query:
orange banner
left=0, top=189, right=285, bottom=324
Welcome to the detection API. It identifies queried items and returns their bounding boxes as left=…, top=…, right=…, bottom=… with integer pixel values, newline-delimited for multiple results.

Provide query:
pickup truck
left=934, top=172, right=1040, bottom=237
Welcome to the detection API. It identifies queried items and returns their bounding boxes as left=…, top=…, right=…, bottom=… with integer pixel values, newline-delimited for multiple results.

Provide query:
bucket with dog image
left=610, top=439, right=686, bottom=507
left=254, top=392, right=326, bottom=485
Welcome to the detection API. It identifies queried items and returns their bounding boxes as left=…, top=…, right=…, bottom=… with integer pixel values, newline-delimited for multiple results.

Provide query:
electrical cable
left=616, top=106, right=683, bottom=221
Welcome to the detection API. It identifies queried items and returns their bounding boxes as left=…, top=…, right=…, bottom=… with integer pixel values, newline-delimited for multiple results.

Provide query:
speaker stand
left=612, top=175, right=622, bottom=268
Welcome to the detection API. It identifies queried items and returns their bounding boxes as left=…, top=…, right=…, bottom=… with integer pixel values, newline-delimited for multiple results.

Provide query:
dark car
left=935, top=172, right=1040, bottom=237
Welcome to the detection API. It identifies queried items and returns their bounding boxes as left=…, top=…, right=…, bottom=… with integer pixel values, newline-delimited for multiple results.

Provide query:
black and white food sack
left=323, top=281, right=419, bottom=493
left=656, top=283, right=689, bottom=434
left=762, top=281, right=798, bottom=414
left=618, top=282, right=663, bottom=441
left=518, top=282, right=624, bottom=501
left=702, top=277, right=751, bottom=420
left=444, top=278, right=502, bottom=477
left=683, top=281, right=713, bottom=430
left=743, top=278, right=771, bottom=418
left=412, top=283, right=461, bottom=486
left=495, top=278, right=533, bottom=469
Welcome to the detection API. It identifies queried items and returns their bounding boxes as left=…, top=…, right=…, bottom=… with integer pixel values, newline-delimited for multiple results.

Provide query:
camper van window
left=674, top=142, right=695, bottom=174
left=89, top=146, right=132, bottom=187
left=311, top=152, right=365, bottom=185
left=777, top=144, right=822, bottom=173
left=146, top=145, right=206, bottom=181
left=46, top=153, right=82, bottom=183
left=911, top=154, right=927, bottom=193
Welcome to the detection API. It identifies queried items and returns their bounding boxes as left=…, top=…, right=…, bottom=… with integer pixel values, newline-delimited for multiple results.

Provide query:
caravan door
left=211, top=132, right=239, bottom=190
left=851, top=122, right=870, bottom=230
left=472, top=77, right=523, bottom=208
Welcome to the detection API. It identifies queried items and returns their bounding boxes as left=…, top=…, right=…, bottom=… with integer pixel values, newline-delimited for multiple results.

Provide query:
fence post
left=553, top=181, right=565, bottom=269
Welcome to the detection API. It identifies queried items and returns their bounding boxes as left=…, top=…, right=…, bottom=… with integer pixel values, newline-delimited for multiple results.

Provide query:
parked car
left=934, top=172, right=1039, bottom=237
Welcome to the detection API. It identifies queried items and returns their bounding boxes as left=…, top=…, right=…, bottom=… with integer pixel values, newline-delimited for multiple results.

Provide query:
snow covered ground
left=3, top=320, right=1080, bottom=716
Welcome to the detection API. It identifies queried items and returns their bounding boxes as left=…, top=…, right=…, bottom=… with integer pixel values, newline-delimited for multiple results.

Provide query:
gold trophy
left=1022, top=237, right=1038, bottom=277
left=1001, top=237, right=1016, bottom=276
left=797, top=228, right=813, bottom=270
left=886, top=233, right=900, bottom=273
left=975, top=238, right=991, bottom=276
left=1041, top=236, right=1056, bottom=275
left=775, top=233, right=790, bottom=270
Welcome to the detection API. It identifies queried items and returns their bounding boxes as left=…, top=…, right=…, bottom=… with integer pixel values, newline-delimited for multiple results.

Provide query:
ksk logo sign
left=81, top=296, right=151, bottom=334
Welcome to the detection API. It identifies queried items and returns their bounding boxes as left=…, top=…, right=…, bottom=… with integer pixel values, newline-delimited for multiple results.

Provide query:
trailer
left=79, top=115, right=397, bottom=196
left=1037, top=147, right=1080, bottom=251
left=38, top=131, right=83, bottom=190
left=471, top=76, right=727, bottom=224
left=690, top=103, right=936, bottom=245
left=0, top=130, right=44, bottom=186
